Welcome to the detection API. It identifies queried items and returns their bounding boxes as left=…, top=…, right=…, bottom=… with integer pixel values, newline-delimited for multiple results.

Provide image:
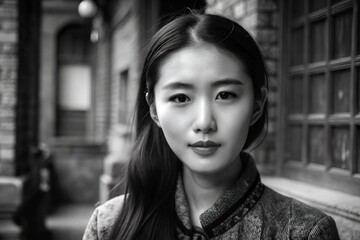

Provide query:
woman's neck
left=182, top=155, right=243, bottom=227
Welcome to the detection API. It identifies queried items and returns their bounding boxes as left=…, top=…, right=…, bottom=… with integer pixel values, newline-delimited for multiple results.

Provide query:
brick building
left=0, top=0, right=359, bottom=239
left=0, top=0, right=46, bottom=239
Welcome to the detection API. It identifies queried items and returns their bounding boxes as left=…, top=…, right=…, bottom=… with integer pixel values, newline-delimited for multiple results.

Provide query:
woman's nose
left=192, top=101, right=217, bottom=133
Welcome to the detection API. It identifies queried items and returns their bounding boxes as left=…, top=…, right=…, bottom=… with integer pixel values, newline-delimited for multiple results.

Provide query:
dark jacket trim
left=176, top=217, right=193, bottom=236
left=203, top=174, right=264, bottom=237
left=177, top=174, right=264, bottom=238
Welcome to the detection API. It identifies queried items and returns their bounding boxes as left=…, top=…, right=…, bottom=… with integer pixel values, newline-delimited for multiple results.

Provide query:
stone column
left=100, top=125, right=131, bottom=203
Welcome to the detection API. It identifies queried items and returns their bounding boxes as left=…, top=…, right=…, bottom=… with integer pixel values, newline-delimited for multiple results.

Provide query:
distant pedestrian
left=83, top=13, right=340, bottom=240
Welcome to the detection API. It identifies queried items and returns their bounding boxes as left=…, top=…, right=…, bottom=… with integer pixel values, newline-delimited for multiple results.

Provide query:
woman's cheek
left=158, top=112, right=186, bottom=155
left=221, top=106, right=252, bottom=138
left=158, top=108, right=183, bottom=134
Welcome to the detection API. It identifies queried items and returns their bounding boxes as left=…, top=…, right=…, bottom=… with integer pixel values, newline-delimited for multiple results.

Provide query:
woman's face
left=152, top=44, right=254, bottom=176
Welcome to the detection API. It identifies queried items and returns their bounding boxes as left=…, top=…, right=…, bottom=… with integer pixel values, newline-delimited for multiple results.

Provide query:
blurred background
left=0, top=0, right=359, bottom=239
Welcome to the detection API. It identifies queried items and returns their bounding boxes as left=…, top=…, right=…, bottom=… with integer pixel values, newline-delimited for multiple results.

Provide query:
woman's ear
left=250, top=87, right=268, bottom=126
left=146, top=93, right=161, bottom=127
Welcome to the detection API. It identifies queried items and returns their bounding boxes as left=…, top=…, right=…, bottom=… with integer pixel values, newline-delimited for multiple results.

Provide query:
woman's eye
left=216, top=92, right=236, bottom=100
left=170, top=94, right=190, bottom=103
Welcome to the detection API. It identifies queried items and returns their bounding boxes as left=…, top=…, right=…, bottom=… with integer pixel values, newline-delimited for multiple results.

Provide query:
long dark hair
left=108, top=13, right=268, bottom=240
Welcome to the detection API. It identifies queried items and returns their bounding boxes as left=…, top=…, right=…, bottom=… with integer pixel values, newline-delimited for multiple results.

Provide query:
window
left=56, top=24, right=92, bottom=137
left=118, top=69, right=129, bottom=124
left=281, top=0, right=360, bottom=195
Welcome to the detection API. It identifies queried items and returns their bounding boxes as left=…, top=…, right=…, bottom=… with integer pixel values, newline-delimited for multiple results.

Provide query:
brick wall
left=94, top=16, right=111, bottom=142
left=206, top=0, right=279, bottom=173
left=0, top=0, right=41, bottom=174
left=0, top=0, right=18, bottom=176
left=0, top=1, right=43, bottom=238
left=109, top=0, right=140, bottom=128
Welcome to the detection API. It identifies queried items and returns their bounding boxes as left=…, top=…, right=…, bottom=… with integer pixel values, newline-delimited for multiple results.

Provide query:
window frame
left=55, top=23, right=94, bottom=139
left=118, top=69, right=129, bottom=124
left=278, top=0, right=360, bottom=196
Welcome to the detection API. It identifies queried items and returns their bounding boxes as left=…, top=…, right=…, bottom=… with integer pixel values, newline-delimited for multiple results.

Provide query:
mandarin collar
left=175, top=152, right=264, bottom=238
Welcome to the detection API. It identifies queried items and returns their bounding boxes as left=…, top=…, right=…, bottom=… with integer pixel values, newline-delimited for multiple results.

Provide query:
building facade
left=0, top=0, right=359, bottom=239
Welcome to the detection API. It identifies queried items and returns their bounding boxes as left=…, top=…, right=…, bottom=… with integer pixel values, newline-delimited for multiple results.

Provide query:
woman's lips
left=189, top=141, right=221, bottom=156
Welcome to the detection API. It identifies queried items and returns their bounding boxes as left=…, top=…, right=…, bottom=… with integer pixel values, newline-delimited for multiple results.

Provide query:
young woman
left=83, top=13, right=340, bottom=240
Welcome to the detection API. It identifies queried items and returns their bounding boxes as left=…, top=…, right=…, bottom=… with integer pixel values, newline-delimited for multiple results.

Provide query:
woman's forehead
left=155, top=44, right=251, bottom=88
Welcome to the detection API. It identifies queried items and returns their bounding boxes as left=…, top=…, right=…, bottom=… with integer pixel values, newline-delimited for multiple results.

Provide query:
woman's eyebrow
left=162, top=82, right=194, bottom=90
left=211, top=79, right=244, bottom=87
left=162, top=79, right=243, bottom=90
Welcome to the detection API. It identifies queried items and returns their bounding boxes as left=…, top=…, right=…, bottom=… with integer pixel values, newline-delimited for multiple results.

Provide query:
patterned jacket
left=83, top=153, right=340, bottom=239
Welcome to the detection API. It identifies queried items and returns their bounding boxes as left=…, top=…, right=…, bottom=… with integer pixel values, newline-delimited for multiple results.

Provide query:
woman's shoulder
left=96, top=195, right=125, bottom=217
left=260, top=186, right=325, bottom=218
left=256, top=186, right=339, bottom=239
left=82, top=195, right=125, bottom=240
